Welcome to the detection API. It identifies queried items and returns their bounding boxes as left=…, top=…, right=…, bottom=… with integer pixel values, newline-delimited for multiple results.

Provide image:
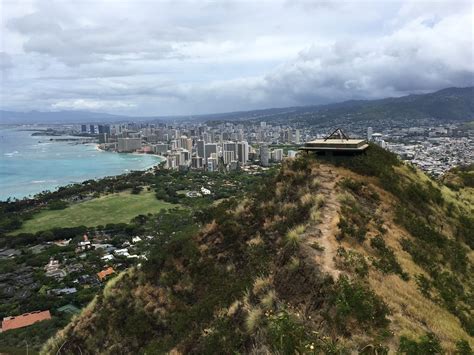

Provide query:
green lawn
left=13, top=190, right=177, bottom=234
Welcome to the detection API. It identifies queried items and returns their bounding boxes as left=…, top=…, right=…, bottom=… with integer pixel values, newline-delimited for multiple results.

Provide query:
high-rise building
left=367, top=127, right=373, bottom=141
left=179, top=149, right=191, bottom=166
left=295, top=129, right=300, bottom=144
left=260, top=144, right=269, bottom=167
left=81, top=125, right=87, bottom=133
left=117, top=138, right=142, bottom=152
left=179, top=136, right=192, bottom=151
left=223, top=142, right=237, bottom=155
left=89, top=125, right=95, bottom=134
left=153, top=143, right=169, bottom=155
left=272, top=148, right=283, bottom=162
left=207, top=155, right=218, bottom=172
left=237, top=141, right=248, bottom=164
left=204, top=143, right=217, bottom=159
left=197, top=140, right=205, bottom=158
left=223, top=150, right=235, bottom=165
left=191, top=156, right=203, bottom=169
left=98, top=125, right=104, bottom=134
left=98, top=133, right=108, bottom=144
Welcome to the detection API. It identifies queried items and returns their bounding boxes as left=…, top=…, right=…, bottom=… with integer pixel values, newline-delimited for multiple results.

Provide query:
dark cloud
left=0, top=0, right=472, bottom=115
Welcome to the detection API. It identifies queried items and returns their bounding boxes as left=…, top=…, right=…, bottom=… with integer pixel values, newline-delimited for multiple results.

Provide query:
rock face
left=43, top=146, right=474, bottom=354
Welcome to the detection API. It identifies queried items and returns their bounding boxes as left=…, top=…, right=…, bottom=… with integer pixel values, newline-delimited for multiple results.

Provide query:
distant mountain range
left=1, top=86, right=473, bottom=125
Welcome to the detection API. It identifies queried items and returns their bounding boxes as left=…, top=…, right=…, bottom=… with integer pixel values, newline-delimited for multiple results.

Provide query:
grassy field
left=13, top=190, right=177, bottom=235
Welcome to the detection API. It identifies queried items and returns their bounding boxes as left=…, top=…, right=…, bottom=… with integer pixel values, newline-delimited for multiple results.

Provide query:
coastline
left=95, top=143, right=166, bottom=165
left=0, top=129, right=164, bottom=201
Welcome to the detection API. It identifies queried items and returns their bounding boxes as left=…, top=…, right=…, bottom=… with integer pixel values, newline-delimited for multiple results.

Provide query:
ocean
left=0, top=127, right=163, bottom=201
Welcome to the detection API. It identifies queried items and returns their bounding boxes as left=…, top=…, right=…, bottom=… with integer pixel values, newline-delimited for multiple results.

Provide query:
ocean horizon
left=0, top=127, right=163, bottom=201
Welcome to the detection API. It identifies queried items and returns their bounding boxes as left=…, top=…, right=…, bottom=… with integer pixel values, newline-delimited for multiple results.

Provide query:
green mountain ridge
left=40, top=146, right=473, bottom=354
left=1, top=86, right=473, bottom=124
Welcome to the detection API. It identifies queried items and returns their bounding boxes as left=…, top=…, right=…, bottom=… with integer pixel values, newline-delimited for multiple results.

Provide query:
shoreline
left=0, top=131, right=165, bottom=202
left=95, top=143, right=167, bottom=163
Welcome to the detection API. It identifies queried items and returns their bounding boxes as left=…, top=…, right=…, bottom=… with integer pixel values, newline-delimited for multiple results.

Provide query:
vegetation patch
left=370, top=235, right=409, bottom=280
left=335, top=247, right=369, bottom=278
left=12, top=190, right=177, bottom=234
left=328, top=275, right=390, bottom=333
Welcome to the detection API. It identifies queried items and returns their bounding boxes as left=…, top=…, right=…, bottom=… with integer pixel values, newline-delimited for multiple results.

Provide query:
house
left=49, top=287, right=77, bottom=296
left=114, top=248, right=130, bottom=257
left=97, top=267, right=115, bottom=282
left=132, top=236, right=142, bottom=243
left=1, top=310, right=51, bottom=332
left=76, top=234, right=93, bottom=252
left=101, top=254, right=114, bottom=261
left=201, top=187, right=211, bottom=195
left=44, top=259, right=67, bottom=279
left=53, top=239, right=72, bottom=247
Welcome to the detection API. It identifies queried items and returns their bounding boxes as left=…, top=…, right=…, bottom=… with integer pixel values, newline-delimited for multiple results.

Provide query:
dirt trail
left=304, top=164, right=342, bottom=280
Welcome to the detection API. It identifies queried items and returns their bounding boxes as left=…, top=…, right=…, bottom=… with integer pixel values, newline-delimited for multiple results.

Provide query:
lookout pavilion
left=299, top=128, right=369, bottom=156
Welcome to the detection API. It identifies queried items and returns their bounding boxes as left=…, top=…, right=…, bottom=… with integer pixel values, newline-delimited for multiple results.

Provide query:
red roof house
left=97, top=267, right=115, bottom=281
left=2, top=310, right=52, bottom=332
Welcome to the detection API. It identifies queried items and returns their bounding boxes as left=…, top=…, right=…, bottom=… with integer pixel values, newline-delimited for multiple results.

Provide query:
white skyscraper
left=367, top=127, right=373, bottom=141
left=260, top=144, right=269, bottom=167
left=295, top=129, right=300, bottom=144
left=272, top=148, right=283, bottom=162
left=223, top=150, right=235, bottom=165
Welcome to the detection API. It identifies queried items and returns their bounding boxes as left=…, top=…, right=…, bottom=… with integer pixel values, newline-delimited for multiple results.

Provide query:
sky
left=0, top=0, right=473, bottom=116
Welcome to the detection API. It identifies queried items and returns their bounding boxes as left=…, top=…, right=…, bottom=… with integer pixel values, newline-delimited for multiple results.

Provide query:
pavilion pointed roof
left=324, top=128, right=350, bottom=141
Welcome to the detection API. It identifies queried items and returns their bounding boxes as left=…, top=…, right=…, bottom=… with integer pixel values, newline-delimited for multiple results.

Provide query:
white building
left=223, top=150, right=235, bottom=165
left=272, top=148, right=283, bottom=162
left=260, top=144, right=269, bottom=166
left=117, top=138, right=142, bottom=152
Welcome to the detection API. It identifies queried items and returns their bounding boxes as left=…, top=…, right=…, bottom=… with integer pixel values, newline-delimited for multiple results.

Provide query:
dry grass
left=285, top=224, right=306, bottom=248
left=260, top=290, right=276, bottom=310
left=245, top=307, right=263, bottom=332
left=369, top=273, right=472, bottom=352
left=253, top=276, right=272, bottom=296
left=310, top=208, right=321, bottom=223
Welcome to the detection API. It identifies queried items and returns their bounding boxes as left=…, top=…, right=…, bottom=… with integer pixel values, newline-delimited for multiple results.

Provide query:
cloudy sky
left=1, top=0, right=473, bottom=116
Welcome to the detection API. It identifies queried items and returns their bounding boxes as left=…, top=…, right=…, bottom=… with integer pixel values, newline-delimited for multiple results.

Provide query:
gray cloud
left=0, top=0, right=472, bottom=115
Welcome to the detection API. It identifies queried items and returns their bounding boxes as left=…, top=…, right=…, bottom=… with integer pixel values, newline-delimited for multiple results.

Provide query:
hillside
left=42, top=146, right=473, bottom=354
left=201, top=86, right=474, bottom=125
left=2, top=87, right=473, bottom=125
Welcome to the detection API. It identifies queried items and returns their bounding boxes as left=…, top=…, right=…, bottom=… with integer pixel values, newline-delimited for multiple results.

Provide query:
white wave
left=31, top=179, right=58, bottom=184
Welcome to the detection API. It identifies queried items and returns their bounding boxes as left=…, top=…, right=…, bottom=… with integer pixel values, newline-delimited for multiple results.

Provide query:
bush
left=455, top=339, right=472, bottom=355
left=335, top=247, right=368, bottom=278
left=330, top=276, right=390, bottom=331
left=370, top=235, right=409, bottom=280
left=398, top=332, right=443, bottom=354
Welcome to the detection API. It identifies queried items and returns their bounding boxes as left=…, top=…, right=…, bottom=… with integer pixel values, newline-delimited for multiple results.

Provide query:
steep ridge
left=42, top=146, right=473, bottom=354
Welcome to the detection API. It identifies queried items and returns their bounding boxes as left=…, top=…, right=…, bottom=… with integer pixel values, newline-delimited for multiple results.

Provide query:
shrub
left=266, top=311, right=313, bottom=354
left=335, top=247, right=368, bottom=278
left=455, top=339, right=472, bottom=355
left=398, top=332, right=443, bottom=354
left=370, top=235, right=409, bottom=280
left=330, top=276, right=390, bottom=331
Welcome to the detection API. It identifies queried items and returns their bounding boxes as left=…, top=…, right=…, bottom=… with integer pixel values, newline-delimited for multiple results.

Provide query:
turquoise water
left=0, top=127, right=163, bottom=201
